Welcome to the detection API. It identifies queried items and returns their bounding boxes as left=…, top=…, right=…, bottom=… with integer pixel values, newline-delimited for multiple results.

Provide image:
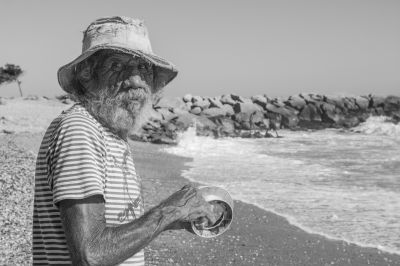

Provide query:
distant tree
left=0, top=64, right=24, bottom=97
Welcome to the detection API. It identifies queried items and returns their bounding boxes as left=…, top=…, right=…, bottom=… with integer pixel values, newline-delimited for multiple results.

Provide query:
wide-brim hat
left=57, top=16, right=178, bottom=94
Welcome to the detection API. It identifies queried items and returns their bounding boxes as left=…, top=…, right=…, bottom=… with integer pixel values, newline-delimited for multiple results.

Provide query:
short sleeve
left=47, top=112, right=106, bottom=206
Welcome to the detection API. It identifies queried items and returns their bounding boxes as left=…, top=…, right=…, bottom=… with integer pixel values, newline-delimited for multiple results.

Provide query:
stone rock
left=310, top=94, right=324, bottom=102
left=233, top=102, right=263, bottom=114
left=299, top=104, right=322, bottom=122
left=338, top=116, right=360, bottom=128
left=161, top=121, right=177, bottom=132
left=343, top=97, right=358, bottom=111
left=191, top=95, right=203, bottom=103
left=155, top=97, right=186, bottom=110
left=230, top=94, right=244, bottom=102
left=182, top=94, right=193, bottom=102
left=299, top=94, right=316, bottom=104
left=354, top=96, right=370, bottom=111
left=155, top=107, right=178, bottom=121
left=265, top=104, right=298, bottom=128
left=250, top=111, right=264, bottom=125
left=251, top=95, right=268, bottom=108
left=373, top=107, right=385, bottom=116
left=370, top=95, right=385, bottom=108
left=189, top=106, right=202, bottom=115
left=211, top=117, right=235, bottom=137
left=192, top=99, right=210, bottom=109
left=150, top=134, right=177, bottom=145
left=173, top=112, right=216, bottom=133
left=201, top=107, right=228, bottom=117
left=320, top=102, right=341, bottom=123
left=325, top=96, right=346, bottom=111
left=220, top=94, right=236, bottom=105
left=208, top=97, right=224, bottom=108
left=285, top=95, right=306, bottom=110
left=148, top=108, right=163, bottom=122
left=233, top=113, right=251, bottom=130
left=384, top=95, right=400, bottom=113
left=221, top=104, right=234, bottom=116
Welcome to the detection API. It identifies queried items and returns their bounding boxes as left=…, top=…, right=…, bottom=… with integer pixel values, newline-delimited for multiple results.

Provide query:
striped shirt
left=33, top=104, right=145, bottom=265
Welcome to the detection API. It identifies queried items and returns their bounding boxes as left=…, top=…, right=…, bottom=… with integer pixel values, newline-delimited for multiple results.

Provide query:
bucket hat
left=57, top=16, right=178, bottom=94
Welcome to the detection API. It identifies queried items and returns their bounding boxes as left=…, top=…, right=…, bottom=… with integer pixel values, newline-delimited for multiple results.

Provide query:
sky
left=0, top=0, right=399, bottom=98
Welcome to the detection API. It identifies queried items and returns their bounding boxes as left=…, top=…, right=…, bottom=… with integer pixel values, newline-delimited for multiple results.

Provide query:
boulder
left=208, top=97, right=224, bottom=108
left=233, top=113, right=251, bottom=130
left=220, top=94, right=236, bottom=105
left=173, top=112, right=216, bottom=132
left=211, top=117, right=235, bottom=137
left=192, top=99, right=210, bottom=109
left=299, top=94, right=316, bottom=104
left=191, top=95, right=203, bottom=103
left=320, top=102, right=341, bottom=123
left=343, top=97, right=358, bottom=111
left=251, top=95, right=268, bottom=108
left=189, top=106, right=202, bottom=115
left=233, top=102, right=263, bottom=114
left=285, top=95, right=306, bottom=110
left=299, top=104, right=322, bottom=122
left=230, top=94, right=244, bottom=103
left=384, top=95, right=400, bottom=113
left=148, top=108, right=163, bottom=122
left=222, top=104, right=234, bottom=116
left=183, top=94, right=193, bottom=102
left=155, top=97, right=186, bottom=110
left=155, top=107, right=178, bottom=121
left=202, top=107, right=228, bottom=117
left=354, top=96, right=370, bottom=111
left=265, top=104, right=298, bottom=128
left=325, top=96, right=346, bottom=111
left=250, top=111, right=264, bottom=125
left=150, top=133, right=177, bottom=145
left=370, top=95, right=385, bottom=108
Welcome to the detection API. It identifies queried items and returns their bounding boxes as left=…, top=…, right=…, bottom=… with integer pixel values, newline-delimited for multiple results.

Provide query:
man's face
left=81, top=51, right=156, bottom=139
left=95, top=52, right=155, bottom=97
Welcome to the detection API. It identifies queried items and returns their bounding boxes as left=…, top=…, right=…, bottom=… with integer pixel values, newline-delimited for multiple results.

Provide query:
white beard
left=84, top=87, right=153, bottom=140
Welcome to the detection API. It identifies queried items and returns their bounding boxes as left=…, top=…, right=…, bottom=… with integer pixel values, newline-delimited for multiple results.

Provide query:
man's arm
left=59, top=185, right=216, bottom=266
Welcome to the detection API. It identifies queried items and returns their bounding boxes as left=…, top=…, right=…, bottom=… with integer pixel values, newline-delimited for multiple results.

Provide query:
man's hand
left=159, top=185, right=219, bottom=230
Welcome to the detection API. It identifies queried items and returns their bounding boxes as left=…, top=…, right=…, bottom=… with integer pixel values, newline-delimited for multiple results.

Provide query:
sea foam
left=164, top=126, right=400, bottom=255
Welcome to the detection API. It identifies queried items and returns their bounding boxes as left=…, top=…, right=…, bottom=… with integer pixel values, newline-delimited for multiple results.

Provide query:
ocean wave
left=164, top=126, right=400, bottom=256
left=351, top=116, right=400, bottom=136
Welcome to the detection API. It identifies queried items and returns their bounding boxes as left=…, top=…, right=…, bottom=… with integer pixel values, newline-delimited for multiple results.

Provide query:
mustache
left=117, top=76, right=152, bottom=95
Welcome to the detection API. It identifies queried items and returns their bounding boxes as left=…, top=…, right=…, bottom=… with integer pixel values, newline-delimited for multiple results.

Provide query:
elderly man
left=33, top=16, right=218, bottom=266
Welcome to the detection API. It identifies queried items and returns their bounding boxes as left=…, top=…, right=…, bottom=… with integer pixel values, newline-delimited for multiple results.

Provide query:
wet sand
left=1, top=132, right=400, bottom=265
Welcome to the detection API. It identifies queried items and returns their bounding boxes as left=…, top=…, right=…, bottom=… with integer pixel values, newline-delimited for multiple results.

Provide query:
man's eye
left=138, top=64, right=147, bottom=71
left=111, top=62, right=123, bottom=71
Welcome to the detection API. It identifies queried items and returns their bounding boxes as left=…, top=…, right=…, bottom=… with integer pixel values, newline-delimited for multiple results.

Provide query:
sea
left=163, top=116, right=400, bottom=255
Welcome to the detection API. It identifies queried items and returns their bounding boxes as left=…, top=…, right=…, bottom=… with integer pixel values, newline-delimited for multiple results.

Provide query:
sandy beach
left=1, top=128, right=400, bottom=265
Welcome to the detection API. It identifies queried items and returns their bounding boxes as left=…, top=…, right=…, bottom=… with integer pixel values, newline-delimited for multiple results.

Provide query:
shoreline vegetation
left=0, top=95, right=400, bottom=265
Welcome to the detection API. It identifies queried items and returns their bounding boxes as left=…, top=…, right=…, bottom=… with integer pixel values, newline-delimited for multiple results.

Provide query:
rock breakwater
left=132, top=94, right=400, bottom=144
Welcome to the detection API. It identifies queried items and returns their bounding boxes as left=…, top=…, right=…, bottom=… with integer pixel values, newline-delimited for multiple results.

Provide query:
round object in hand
left=190, top=186, right=233, bottom=238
